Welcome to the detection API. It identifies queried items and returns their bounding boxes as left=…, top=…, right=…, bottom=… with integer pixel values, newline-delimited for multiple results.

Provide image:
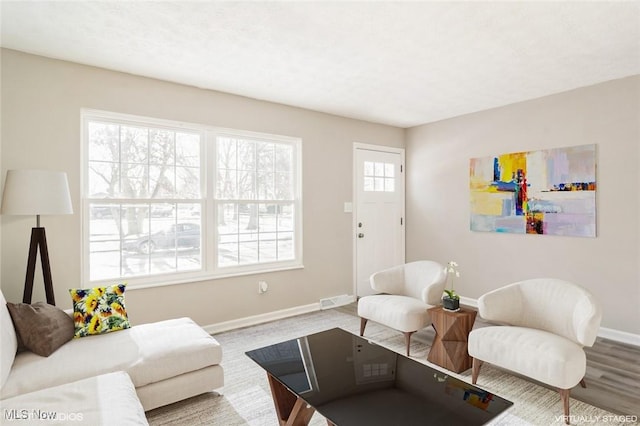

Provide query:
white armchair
left=357, top=260, right=446, bottom=356
left=468, top=278, right=602, bottom=424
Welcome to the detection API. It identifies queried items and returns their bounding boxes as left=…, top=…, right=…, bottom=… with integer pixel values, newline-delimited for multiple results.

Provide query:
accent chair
left=468, top=278, right=602, bottom=424
left=357, top=260, right=447, bottom=356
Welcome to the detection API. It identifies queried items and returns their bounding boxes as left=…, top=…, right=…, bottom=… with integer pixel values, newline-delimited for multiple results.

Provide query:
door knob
left=358, top=233, right=365, bottom=238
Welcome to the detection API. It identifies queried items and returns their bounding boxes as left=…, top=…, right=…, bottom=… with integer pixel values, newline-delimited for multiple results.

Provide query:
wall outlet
left=258, top=281, right=268, bottom=294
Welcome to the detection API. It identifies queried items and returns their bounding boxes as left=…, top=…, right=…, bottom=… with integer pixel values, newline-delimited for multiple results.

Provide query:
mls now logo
left=3, top=409, right=84, bottom=422
left=4, top=409, right=29, bottom=420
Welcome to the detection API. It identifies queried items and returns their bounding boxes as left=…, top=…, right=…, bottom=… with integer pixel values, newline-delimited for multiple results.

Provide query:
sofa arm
left=478, top=283, right=523, bottom=325
left=370, top=264, right=404, bottom=295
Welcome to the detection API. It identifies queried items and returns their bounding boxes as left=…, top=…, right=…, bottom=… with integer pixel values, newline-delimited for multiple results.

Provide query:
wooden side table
left=427, top=306, right=477, bottom=373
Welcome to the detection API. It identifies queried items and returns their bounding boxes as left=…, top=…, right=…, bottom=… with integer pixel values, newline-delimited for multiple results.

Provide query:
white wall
left=3, top=48, right=638, bottom=337
left=0, top=49, right=404, bottom=326
left=406, top=76, right=640, bottom=334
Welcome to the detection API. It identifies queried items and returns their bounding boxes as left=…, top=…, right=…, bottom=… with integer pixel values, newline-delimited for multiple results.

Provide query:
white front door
left=354, top=145, right=405, bottom=297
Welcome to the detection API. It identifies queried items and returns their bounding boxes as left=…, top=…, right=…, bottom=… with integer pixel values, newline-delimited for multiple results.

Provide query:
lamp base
left=23, top=227, right=55, bottom=305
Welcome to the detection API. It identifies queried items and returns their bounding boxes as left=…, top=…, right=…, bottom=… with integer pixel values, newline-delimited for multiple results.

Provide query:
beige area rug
left=146, top=309, right=635, bottom=426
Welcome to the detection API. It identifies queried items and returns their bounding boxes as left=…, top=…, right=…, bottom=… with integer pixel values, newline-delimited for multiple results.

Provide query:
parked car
left=123, top=223, right=200, bottom=254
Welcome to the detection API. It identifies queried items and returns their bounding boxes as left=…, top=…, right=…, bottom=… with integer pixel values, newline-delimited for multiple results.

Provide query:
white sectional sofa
left=0, top=290, right=224, bottom=424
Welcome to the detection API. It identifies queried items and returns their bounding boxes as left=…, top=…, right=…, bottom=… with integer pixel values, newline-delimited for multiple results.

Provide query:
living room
left=1, top=2, right=638, bottom=425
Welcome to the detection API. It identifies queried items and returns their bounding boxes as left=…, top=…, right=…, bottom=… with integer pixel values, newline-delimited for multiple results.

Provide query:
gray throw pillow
left=6, top=302, right=74, bottom=357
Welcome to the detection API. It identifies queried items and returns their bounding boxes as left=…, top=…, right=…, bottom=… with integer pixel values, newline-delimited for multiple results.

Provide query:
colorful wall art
left=470, top=144, right=596, bottom=237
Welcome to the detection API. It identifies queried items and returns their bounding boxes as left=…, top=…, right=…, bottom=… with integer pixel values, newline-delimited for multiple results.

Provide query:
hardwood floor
left=337, top=303, right=640, bottom=417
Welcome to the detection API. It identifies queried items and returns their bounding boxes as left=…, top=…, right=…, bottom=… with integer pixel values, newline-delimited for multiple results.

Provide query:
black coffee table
left=246, top=327, right=513, bottom=426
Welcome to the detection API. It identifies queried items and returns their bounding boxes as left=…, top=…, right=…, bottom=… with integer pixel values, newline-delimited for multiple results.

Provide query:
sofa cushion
left=126, top=317, right=223, bottom=387
left=6, top=302, right=74, bottom=357
left=0, top=292, right=18, bottom=390
left=1, top=317, right=222, bottom=400
left=69, top=283, right=130, bottom=338
left=468, top=325, right=586, bottom=389
left=0, top=371, right=148, bottom=425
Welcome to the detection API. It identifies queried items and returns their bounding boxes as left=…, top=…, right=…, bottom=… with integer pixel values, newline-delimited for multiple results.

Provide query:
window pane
left=118, top=204, right=201, bottom=275
left=276, top=145, right=292, bottom=172
left=218, top=203, right=239, bottom=235
left=258, top=171, right=274, bottom=200
left=89, top=203, right=122, bottom=281
left=239, top=203, right=258, bottom=233
left=237, top=140, right=256, bottom=171
left=238, top=171, right=256, bottom=199
left=277, top=232, right=294, bottom=260
left=176, top=132, right=201, bottom=167
left=178, top=203, right=201, bottom=221
left=216, top=201, right=296, bottom=268
left=259, top=232, right=277, bottom=262
left=149, top=165, right=175, bottom=198
left=218, top=242, right=238, bottom=267
left=239, top=241, right=258, bottom=264
left=121, top=126, right=148, bottom=164
left=385, top=163, right=395, bottom=178
left=88, top=122, right=119, bottom=162
left=278, top=204, right=294, bottom=232
left=151, top=203, right=176, bottom=219
left=275, top=172, right=292, bottom=200
left=88, top=162, right=119, bottom=198
left=374, top=162, right=384, bottom=176
left=364, top=161, right=374, bottom=176
left=217, top=137, right=237, bottom=169
left=176, top=166, right=200, bottom=198
left=374, top=177, right=384, bottom=191
left=149, top=129, right=175, bottom=166
left=216, top=137, right=294, bottom=203
left=121, top=163, right=149, bottom=198
left=259, top=204, right=277, bottom=232
left=177, top=250, right=201, bottom=272
left=257, top=142, right=275, bottom=171
left=364, top=177, right=374, bottom=192
left=217, top=169, right=237, bottom=200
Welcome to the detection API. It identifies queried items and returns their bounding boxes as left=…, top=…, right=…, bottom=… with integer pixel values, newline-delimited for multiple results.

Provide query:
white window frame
left=81, top=109, right=303, bottom=289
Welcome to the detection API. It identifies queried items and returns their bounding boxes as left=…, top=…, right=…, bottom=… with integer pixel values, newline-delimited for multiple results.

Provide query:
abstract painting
left=470, top=144, right=596, bottom=237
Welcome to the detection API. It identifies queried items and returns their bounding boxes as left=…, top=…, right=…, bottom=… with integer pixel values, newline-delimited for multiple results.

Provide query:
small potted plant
left=442, top=261, right=461, bottom=311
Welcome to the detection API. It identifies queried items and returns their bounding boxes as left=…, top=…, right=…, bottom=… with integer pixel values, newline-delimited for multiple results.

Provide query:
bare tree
left=88, top=123, right=200, bottom=236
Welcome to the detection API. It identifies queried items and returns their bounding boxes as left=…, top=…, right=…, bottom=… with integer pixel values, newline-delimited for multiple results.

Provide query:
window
left=83, top=110, right=302, bottom=286
left=215, top=136, right=296, bottom=267
left=363, top=161, right=395, bottom=192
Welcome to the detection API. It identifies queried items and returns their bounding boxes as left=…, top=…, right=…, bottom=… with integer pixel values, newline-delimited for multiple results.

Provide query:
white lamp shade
left=1, top=169, right=73, bottom=216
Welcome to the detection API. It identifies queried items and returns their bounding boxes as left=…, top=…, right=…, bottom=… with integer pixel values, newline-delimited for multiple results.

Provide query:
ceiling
left=1, top=1, right=639, bottom=128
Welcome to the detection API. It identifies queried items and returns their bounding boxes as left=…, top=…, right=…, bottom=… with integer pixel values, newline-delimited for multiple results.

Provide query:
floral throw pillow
left=69, top=283, right=130, bottom=338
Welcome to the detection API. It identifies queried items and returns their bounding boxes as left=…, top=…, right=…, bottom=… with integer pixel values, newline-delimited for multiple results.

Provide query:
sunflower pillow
left=69, top=283, right=130, bottom=338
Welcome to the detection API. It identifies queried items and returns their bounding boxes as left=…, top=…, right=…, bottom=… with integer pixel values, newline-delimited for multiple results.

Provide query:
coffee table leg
left=267, top=373, right=316, bottom=426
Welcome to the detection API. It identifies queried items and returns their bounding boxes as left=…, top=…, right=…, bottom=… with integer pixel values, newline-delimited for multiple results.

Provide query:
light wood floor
left=337, top=303, right=640, bottom=417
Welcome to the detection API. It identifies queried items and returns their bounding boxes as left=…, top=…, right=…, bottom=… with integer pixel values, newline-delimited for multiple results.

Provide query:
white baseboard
left=204, top=295, right=640, bottom=348
left=597, top=327, right=640, bottom=347
left=460, top=296, right=639, bottom=347
left=204, top=302, right=320, bottom=335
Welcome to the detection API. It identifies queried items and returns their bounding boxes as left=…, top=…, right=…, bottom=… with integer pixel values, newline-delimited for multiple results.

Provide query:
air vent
left=320, top=294, right=355, bottom=310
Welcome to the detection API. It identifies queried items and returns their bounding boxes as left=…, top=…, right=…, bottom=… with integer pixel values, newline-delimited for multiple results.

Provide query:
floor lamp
left=1, top=170, right=73, bottom=305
